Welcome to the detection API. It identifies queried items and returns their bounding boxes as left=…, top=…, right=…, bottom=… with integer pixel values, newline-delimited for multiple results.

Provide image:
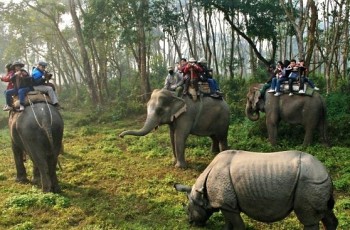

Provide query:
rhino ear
left=195, top=187, right=204, bottom=194
left=174, top=183, right=191, bottom=193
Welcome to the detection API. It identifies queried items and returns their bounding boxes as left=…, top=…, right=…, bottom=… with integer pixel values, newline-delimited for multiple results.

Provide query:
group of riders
left=164, top=57, right=318, bottom=100
left=261, top=59, right=319, bottom=96
left=0, top=61, right=60, bottom=112
left=164, top=57, right=223, bottom=98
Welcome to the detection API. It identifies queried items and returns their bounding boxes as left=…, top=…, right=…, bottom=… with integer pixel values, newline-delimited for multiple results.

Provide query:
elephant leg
left=266, top=120, right=278, bottom=146
left=318, top=118, right=329, bottom=146
left=48, top=155, right=61, bottom=193
left=39, top=163, right=52, bottom=193
left=219, top=135, right=228, bottom=151
left=169, top=125, right=176, bottom=164
left=210, top=135, right=220, bottom=153
left=12, top=143, right=29, bottom=183
left=30, top=152, right=52, bottom=192
left=174, top=127, right=190, bottom=168
left=32, top=164, right=41, bottom=186
left=303, top=127, right=314, bottom=146
left=221, top=211, right=245, bottom=230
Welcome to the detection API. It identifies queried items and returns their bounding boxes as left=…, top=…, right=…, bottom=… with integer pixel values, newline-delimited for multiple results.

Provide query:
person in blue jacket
left=32, top=61, right=60, bottom=108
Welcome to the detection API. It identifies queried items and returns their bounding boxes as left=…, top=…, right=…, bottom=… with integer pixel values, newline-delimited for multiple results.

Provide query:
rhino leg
left=321, top=211, right=338, bottom=230
left=302, top=225, right=319, bottom=230
left=221, top=211, right=245, bottom=230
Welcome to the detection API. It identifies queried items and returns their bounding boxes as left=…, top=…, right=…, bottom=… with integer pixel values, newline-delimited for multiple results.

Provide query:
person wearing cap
left=3, top=61, right=32, bottom=111
left=297, top=60, right=319, bottom=92
left=164, top=65, right=183, bottom=97
left=32, top=61, right=60, bottom=108
left=197, top=58, right=222, bottom=98
left=182, top=57, right=203, bottom=95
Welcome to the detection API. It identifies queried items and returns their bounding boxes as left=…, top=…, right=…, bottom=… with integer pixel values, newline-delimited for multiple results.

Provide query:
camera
left=44, top=72, right=53, bottom=79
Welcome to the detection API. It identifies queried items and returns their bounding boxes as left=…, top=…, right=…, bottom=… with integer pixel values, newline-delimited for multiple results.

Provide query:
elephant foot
left=16, top=177, right=30, bottom=184
left=175, top=161, right=187, bottom=169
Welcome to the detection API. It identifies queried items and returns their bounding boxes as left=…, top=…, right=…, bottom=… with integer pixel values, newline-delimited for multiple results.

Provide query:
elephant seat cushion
left=13, top=91, right=53, bottom=108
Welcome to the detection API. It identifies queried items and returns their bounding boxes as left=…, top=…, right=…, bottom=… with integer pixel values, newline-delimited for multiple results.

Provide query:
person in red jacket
left=1, top=63, right=15, bottom=90
left=1, top=63, right=15, bottom=110
left=182, top=57, right=203, bottom=95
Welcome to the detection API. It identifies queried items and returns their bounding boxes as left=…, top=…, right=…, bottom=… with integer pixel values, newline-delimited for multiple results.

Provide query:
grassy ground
left=0, top=107, right=349, bottom=230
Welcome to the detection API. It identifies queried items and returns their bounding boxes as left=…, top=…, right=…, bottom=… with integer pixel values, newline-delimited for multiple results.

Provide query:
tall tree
left=69, top=0, right=99, bottom=105
left=196, top=0, right=284, bottom=67
left=280, top=0, right=318, bottom=63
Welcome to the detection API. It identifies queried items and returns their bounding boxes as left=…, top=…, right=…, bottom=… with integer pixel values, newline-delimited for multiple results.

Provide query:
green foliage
left=325, top=89, right=350, bottom=146
left=335, top=197, right=350, bottom=229
left=0, top=173, right=7, bottom=181
left=5, top=192, right=70, bottom=209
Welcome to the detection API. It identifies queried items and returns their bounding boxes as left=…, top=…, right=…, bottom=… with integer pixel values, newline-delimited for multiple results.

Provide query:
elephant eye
left=155, top=107, right=164, bottom=116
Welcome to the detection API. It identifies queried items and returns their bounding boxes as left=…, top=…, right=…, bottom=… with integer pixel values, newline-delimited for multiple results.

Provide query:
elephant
left=8, top=102, right=64, bottom=193
left=119, top=88, right=230, bottom=168
left=175, top=150, right=338, bottom=230
left=245, top=83, right=328, bottom=146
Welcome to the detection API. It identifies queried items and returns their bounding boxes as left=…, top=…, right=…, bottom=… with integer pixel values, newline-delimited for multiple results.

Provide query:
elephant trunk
left=119, top=115, right=159, bottom=138
left=245, top=101, right=260, bottom=121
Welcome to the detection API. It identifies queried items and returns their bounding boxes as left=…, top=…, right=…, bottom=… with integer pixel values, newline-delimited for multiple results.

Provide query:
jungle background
left=0, top=0, right=349, bottom=229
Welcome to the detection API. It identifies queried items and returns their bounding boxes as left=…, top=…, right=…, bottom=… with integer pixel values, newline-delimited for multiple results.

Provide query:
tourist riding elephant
left=9, top=102, right=64, bottom=193
left=245, top=83, right=328, bottom=146
left=119, top=89, right=230, bottom=168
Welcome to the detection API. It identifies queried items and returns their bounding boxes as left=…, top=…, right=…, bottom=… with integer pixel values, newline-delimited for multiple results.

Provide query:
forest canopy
left=0, top=0, right=349, bottom=105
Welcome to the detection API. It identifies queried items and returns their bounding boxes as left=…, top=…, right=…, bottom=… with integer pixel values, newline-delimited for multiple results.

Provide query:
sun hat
left=188, top=57, right=196, bottom=63
left=198, top=58, right=207, bottom=63
left=12, top=61, right=25, bottom=68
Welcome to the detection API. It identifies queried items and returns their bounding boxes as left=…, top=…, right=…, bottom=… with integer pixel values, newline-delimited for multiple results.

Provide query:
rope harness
left=28, top=94, right=53, bottom=128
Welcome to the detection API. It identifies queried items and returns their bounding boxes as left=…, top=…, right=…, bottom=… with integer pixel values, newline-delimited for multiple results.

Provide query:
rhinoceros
left=174, top=150, right=338, bottom=230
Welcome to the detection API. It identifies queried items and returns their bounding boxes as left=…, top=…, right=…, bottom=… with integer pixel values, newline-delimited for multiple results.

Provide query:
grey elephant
left=245, top=83, right=328, bottom=146
left=9, top=102, right=64, bottom=193
left=119, top=89, right=230, bottom=168
left=175, top=150, right=338, bottom=230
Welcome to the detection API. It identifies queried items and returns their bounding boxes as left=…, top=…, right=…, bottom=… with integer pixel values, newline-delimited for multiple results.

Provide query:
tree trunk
left=69, top=0, right=99, bottom=105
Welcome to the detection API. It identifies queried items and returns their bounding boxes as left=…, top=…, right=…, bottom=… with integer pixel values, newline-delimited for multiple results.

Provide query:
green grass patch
left=0, top=104, right=349, bottom=229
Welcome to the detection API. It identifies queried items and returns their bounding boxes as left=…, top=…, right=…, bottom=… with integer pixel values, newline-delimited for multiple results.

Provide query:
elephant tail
left=44, top=125, right=55, bottom=155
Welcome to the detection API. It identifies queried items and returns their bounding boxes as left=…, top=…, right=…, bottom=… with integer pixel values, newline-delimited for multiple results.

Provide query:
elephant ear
left=253, top=87, right=261, bottom=106
left=169, top=96, right=187, bottom=122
